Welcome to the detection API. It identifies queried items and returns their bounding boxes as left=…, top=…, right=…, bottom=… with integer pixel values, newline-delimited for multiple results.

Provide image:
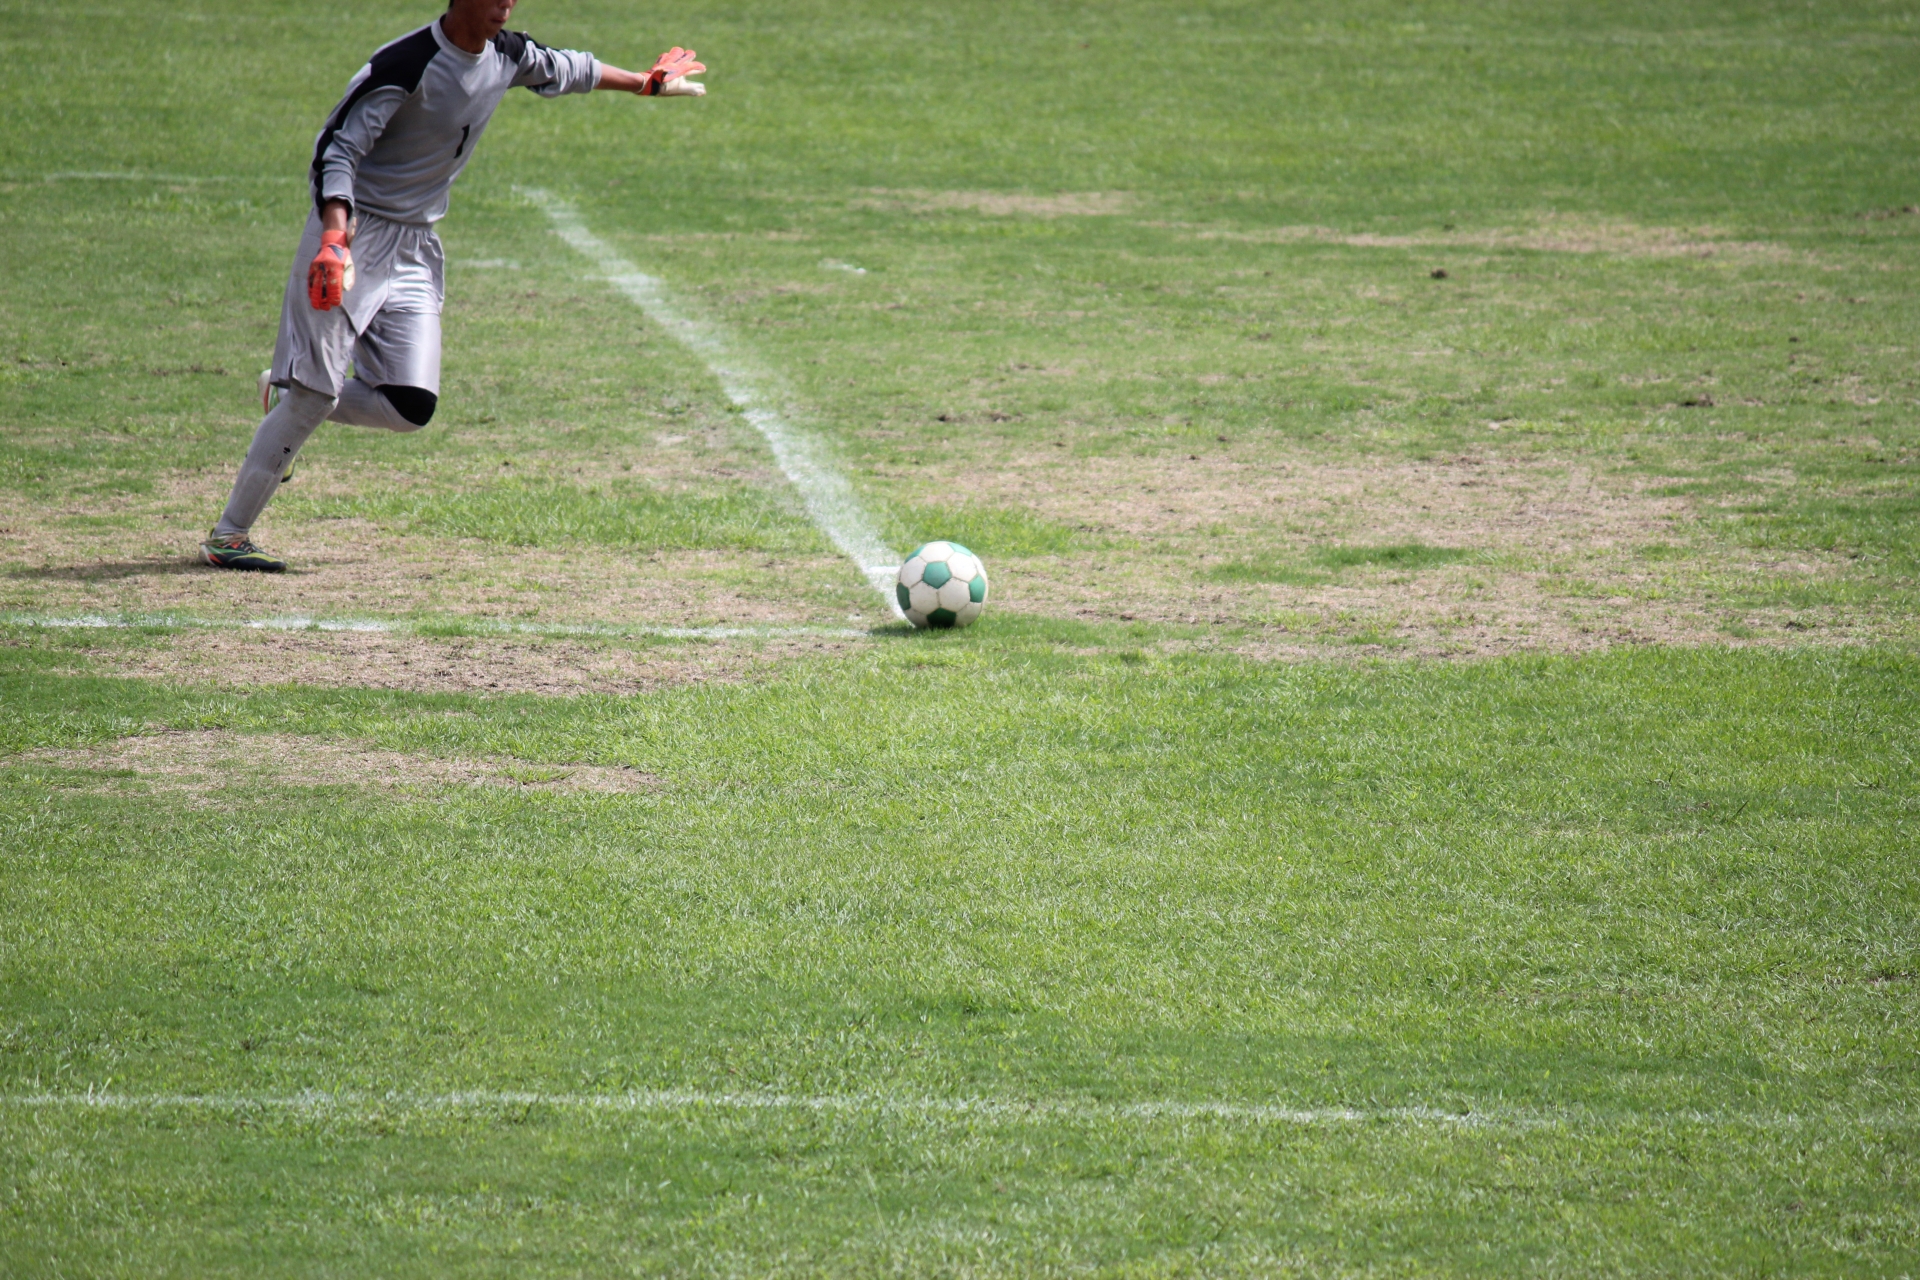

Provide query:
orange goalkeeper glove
left=642, top=47, right=706, bottom=96
left=307, top=229, right=354, bottom=311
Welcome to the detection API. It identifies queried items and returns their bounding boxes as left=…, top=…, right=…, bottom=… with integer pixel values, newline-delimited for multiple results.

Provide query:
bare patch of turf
left=12, top=729, right=658, bottom=797
left=1180, top=213, right=1791, bottom=261
left=89, top=629, right=862, bottom=695
left=0, top=486, right=879, bottom=631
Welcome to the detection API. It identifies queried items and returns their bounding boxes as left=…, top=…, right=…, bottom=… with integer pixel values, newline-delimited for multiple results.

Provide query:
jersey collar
left=430, top=17, right=490, bottom=66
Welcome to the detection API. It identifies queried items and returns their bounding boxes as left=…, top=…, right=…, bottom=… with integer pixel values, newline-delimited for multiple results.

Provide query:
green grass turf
left=3, top=0, right=1920, bottom=1271
left=1, top=635, right=1917, bottom=1273
left=1, top=0, right=1917, bottom=623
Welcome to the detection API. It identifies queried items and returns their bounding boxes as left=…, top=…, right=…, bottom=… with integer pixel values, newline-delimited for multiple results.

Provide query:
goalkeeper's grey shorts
left=270, top=209, right=443, bottom=399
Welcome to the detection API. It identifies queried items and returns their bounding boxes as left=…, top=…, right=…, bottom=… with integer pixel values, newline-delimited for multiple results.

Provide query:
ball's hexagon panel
left=936, top=578, right=972, bottom=611
left=918, top=541, right=954, bottom=563
left=945, top=553, right=978, bottom=582
left=898, top=556, right=927, bottom=587
left=909, top=581, right=942, bottom=615
left=955, top=601, right=984, bottom=627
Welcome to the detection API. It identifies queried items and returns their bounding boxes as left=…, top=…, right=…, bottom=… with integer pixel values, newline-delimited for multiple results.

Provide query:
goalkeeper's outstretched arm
left=597, top=47, right=707, bottom=97
left=304, top=0, right=707, bottom=311
left=444, top=0, right=707, bottom=95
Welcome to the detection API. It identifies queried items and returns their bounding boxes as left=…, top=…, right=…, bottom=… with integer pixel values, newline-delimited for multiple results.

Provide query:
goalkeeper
left=202, top=0, right=704, bottom=570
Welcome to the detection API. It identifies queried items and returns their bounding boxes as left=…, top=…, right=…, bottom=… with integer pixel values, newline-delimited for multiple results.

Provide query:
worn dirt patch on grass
left=1183, top=214, right=1789, bottom=260
left=13, top=729, right=658, bottom=796
left=2, top=444, right=1895, bottom=659
left=905, top=447, right=1693, bottom=555
left=86, top=628, right=857, bottom=695
left=1016, top=555, right=1870, bottom=657
left=893, top=447, right=1885, bottom=652
left=0, top=472, right=878, bottom=630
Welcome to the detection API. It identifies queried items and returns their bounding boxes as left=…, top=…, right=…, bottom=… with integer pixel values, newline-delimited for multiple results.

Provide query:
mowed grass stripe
left=9, top=1091, right=1918, bottom=1132
left=3, top=638, right=1915, bottom=1269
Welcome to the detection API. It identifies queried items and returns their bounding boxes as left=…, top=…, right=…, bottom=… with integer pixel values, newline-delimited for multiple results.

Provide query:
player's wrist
left=319, top=198, right=353, bottom=238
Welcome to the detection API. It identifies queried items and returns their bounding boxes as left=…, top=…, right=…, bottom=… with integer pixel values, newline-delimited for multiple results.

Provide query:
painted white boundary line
left=6, top=1090, right=1909, bottom=1131
left=520, top=188, right=903, bottom=612
left=0, top=612, right=865, bottom=641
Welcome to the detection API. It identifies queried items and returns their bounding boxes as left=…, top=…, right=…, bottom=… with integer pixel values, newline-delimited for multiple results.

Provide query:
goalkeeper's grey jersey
left=311, top=21, right=598, bottom=225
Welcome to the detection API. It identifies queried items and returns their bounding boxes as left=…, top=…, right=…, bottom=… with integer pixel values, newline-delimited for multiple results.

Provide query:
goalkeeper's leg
left=209, top=381, right=336, bottom=542
left=334, top=307, right=441, bottom=432
left=329, top=377, right=434, bottom=432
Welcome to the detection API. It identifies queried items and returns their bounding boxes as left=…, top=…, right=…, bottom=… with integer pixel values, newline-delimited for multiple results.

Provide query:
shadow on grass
left=7, top=559, right=210, bottom=582
left=1212, top=542, right=1480, bottom=585
left=866, top=611, right=1199, bottom=649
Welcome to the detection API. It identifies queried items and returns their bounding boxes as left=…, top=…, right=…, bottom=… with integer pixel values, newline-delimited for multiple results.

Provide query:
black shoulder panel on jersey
left=310, top=24, right=442, bottom=211
left=492, top=29, right=530, bottom=62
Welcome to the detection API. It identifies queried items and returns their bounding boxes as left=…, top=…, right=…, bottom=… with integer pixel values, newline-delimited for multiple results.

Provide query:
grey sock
left=212, top=382, right=336, bottom=537
left=329, top=377, right=423, bottom=433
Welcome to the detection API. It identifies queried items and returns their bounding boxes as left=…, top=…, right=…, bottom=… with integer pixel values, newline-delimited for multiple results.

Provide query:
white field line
left=0, top=612, right=865, bottom=641
left=520, top=188, right=903, bottom=612
left=4, top=1090, right=1911, bottom=1132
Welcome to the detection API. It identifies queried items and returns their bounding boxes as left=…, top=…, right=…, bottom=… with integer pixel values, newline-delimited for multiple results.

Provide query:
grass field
left=2, top=0, right=1918, bottom=1274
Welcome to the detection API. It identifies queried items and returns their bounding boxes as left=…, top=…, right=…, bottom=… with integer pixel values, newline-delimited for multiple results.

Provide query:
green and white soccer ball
left=896, top=541, right=989, bottom=629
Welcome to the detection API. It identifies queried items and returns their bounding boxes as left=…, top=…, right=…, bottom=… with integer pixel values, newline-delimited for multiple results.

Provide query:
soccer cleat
left=200, top=530, right=286, bottom=572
